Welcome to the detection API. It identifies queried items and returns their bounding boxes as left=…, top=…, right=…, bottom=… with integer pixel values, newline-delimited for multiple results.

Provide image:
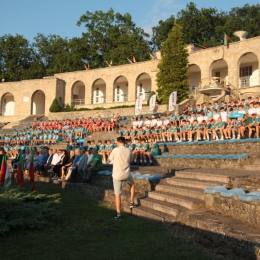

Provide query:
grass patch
left=0, top=184, right=212, bottom=260
left=0, top=188, right=60, bottom=236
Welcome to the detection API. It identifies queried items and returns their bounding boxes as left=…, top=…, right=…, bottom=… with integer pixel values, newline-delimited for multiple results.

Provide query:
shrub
left=0, top=188, right=61, bottom=235
left=62, top=103, right=75, bottom=112
left=49, top=98, right=62, bottom=112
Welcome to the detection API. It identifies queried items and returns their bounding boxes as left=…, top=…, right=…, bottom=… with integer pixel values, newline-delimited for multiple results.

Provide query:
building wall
left=0, top=35, right=260, bottom=121
left=0, top=78, right=58, bottom=117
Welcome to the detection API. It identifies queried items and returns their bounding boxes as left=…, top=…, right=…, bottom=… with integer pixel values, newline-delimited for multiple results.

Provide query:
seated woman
left=60, top=150, right=75, bottom=181
left=53, top=150, right=69, bottom=179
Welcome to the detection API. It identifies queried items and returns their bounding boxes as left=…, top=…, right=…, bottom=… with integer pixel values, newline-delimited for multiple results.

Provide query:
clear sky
left=0, top=0, right=259, bottom=42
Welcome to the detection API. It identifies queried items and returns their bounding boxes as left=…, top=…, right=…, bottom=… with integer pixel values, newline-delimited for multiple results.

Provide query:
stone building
left=0, top=31, right=259, bottom=122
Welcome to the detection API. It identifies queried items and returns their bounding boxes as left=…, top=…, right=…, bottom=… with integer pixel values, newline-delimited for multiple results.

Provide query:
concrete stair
left=148, top=191, right=203, bottom=210
left=156, top=184, right=205, bottom=200
left=138, top=197, right=180, bottom=217
left=164, top=177, right=223, bottom=190
left=174, top=170, right=231, bottom=183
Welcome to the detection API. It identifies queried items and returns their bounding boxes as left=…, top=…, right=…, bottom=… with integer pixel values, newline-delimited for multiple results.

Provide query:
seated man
left=83, top=148, right=103, bottom=184
left=144, top=138, right=158, bottom=166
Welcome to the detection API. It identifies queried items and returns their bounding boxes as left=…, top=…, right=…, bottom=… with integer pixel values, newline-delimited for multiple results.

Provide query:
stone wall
left=205, top=193, right=260, bottom=227
left=48, top=104, right=168, bottom=120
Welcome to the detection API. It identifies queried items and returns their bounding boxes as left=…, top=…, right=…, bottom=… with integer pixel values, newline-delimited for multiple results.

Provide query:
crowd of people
left=0, top=114, right=122, bottom=151
left=2, top=96, right=260, bottom=184
left=119, top=97, right=260, bottom=142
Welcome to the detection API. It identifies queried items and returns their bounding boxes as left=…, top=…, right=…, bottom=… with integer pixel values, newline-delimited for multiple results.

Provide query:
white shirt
left=248, top=108, right=256, bottom=115
left=213, top=114, right=220, bottom=121
left=51, top=153, right=60, bottom=165
left=143, top=120, right=151, bottom=127
left=255, top=108, right=260, bottom=116
left=138, top=120, right=143, bottom=128
left=156, top=120, right=162, bottom=127
left=132, top=121, right=139, bottom=129
left=220, top=112, right=228, bottom=122
left=197, top=116, right=204, bottom=123
left=162, top=119, right=170, bottom=125
left=87, top=154, right=93, bottom=164
left=151, top=119, right=157, bottom=127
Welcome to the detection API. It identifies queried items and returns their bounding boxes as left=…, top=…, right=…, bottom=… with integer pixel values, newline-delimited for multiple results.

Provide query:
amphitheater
left=2, top=32, right=260, bottom=259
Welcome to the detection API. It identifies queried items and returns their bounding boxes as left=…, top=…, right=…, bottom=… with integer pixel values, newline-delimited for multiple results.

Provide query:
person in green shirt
left=190, top=120, right=202, bottom=141
left=83, top=148, right=103, bottom=184
left=247, top=113, right=259, bottom=138
left=144, top=138, right=158, bottom=165
left=131, top=138, right=142, bottom=165
left=140, top=138, right=149, bottom=165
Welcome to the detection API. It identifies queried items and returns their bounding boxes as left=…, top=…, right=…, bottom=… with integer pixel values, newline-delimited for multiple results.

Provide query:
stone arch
left=71, top=81, right=85, bottom=105
left=1, top=92, right=15, bottom=116
left=113, top=76, right=129, bottom=102
left=135, top=73, right=152, bottom=100
left=92, top=78, right=106, bottom=104
left=188, top=64, right=201, bottom=94
left=31, top=90, right=45, bottom=115
left=238, top=52, right=259, bottom=88
left=209, top=59, right=228, bottom=87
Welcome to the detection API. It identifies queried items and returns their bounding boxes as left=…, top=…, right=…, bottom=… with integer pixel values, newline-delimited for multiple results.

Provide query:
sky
left=0, top=0, right=259, bottom=42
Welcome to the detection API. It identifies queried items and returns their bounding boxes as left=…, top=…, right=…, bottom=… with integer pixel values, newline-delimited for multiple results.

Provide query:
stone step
left=131, top=166, right=174, bottom=176
left=155, top=157, right=245, bottom=170
left=174, top=170, right=230, bottom=184
left=156, top=184, right=205, bottom=201
left=165, top=177, right=222, bottom=190
left=244, top=165, right=260, bottom=171
left=139, top=197, right=180, bottom=217
left=148, top=191, right=203, bottom=210
left=164, top=142, right=260, bottom=155
left=130, top=205, right=173, bottom=222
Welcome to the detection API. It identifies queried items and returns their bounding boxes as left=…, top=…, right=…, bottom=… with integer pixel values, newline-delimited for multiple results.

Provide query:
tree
left=77, top=8, right=151, bottom=68
left=150, top=15, right=175, bottom=51
left=49, top=98, right=62, bottom=112
left=176, top=2, right=226, bottom=47
left=0, top=34, right=45, bottom=82
left=156, top=22, right=189, bottom=104
left=222, top=4, right=260, bottom=40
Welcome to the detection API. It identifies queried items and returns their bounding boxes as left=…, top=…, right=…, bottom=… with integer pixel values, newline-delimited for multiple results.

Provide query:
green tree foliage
left=151, top=2, right=260, bottom=49
left=177, top=2, right=226, bottom=47
left=33, top=34, right=90, bottom=76
left=77, top=8, right=150, bottom=68
left=222, top=4, right=260, bottom=39
left=0, top=34, right=45, bottom=81
left=156, top=23, right=189, bottom=104
left=151, top=15, right=175, bottom=51
left=49, top=98, right=62, bottom=112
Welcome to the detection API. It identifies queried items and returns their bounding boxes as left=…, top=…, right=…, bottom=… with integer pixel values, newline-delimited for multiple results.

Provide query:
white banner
left=135, top=94, right=143, bottom=115
left=168, top=91, right=177, bottom=112
left=149, top=94, right=156, bottom=112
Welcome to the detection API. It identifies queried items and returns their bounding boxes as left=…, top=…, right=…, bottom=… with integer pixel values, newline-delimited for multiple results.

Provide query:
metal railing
left=72, top=99, right=85, bottom=105
left=240, top=78, right=259, bottom=88
left=91, top=98, right=106, bottom=104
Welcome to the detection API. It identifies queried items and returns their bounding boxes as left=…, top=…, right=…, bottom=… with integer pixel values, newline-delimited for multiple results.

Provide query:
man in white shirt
left=197, top=112, right=204, bottom=123
left=162, top=117, right=170, bottom=126
left=220, top=107, right=228, bottom=122
left=248, top=103, right=256, bottom=115
left=108, top=137, right=135, bottom=220
left=49, top=149, right=62, bottom=178
left=151, top=116, right=157, bottom=127
left=156, top=117, right=163, bottom=127
left=254, top=102, right=260, bottom=117
left=137, top=117, right=143, bottom=128
left=213, top=110, right=220, bottom=121
left=143, top=117, right=151, bottom=128
left=132, top=118, right=139, bottom=129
